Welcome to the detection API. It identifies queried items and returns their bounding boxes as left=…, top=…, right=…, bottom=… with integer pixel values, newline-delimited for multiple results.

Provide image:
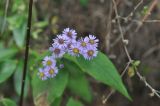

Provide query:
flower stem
left=19, top=0, right=33, bottom=106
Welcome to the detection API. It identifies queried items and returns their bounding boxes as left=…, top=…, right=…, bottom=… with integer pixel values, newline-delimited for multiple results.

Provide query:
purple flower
left=38, top=28, right=100, bottom=80
left=78, top=37, right=89, bottom=53
left=49, top=45, right=65, bottom=58
left=59, top=64, right=64, bottom=69
left=82, top=46, right=98, bottom=60
left=86, top=35, right=99, bottom=47
left=38, top=68, right=48, bottom=80
left=62, top=28, right=77, bottom=41
left=65, top=39, right=77, bottom=51
left=42, top=56, right=56, bottom=67
left=45, top=66, right=58, bottom=78
left=68, top=42, right=81, bottom=56
left=53, top=34, right=67, bottom=48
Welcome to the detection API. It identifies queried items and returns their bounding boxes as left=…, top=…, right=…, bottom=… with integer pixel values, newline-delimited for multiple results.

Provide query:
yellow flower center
left=39, top=72, right=44, bottom=78
left=47, top=60, right=52, bottom=66
left=81, top=42, right=86, bottom=47
left=49, top=69, right=54, bottom=75
left=87, top=50, right=94, bottom=56
left=89, top=40, right=95, bottom=44
left=73, top=48, right=79, bottom=54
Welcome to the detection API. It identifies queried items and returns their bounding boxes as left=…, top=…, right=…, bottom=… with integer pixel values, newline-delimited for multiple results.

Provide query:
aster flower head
left=82, top=45, right=98, bottom=60
left=65, top=39, right=77, bottom=51
left=38, top=68, right=48, bottom=80
left=53, top=34, right=67, bottom=48
left=42, top=56, right=56, bottom=67
left=38, top=28, right=100, bottom=80
left=87, top=34, right=99, bottom=47
left=62, top=28, right=77, bottom=41
left=45, top=66, right=58, bottom=78
left=68, top=42, right=81, bottom=56
left=49, top=45, right=65, bottom=58
left=78, top=37, right=89, bottom=49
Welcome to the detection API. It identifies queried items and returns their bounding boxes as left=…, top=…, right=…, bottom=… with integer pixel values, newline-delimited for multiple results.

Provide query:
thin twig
left=135, top=0, right=158, bottom=32
left=19, top=0, right=33, bottom=106
left=125, top=0, right=143, bottom=20
left=136, top=71, right=160, bottom=98
left=142, top=43, right=160, bottom=58
left=105, top=1, right=112, bottom=52
left=112, top=0, right=132, bottom=61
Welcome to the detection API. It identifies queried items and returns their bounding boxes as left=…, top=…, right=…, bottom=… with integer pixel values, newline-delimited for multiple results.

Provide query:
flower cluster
left=38, top=28, right=99, bottom=80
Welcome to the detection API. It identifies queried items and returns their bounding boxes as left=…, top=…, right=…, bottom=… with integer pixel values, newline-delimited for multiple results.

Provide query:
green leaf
left=0, top=98, right=17, bottom=106
left=51, top=97, right=61, bottom=106
left=0, top=60, right=17, bottom=83
left=7, top=15, right=24, bottom=29
left=13, top=23, right=27, bottom=48
left=79, top=0, right=88, bottom=7
left=66, top=98, right=83, bottom=106
left=63, top=59, right=92, bottom=102
left=76, top=52, right=131, bottom=100
left=132, top=60, right=141, bottom=67
left=13, top=60, right=29, bottom=97
left=0, top=48, right=18, bottom=61
left=32, top=69, right=68, bottom=105
left=33, top=21, right=48, bottom=28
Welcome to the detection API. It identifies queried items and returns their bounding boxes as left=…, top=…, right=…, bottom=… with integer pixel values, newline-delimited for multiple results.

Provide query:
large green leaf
left=0, top=48, right=18, bottom=61
left=0, top=98, right=17, bottom=106
left=13, top=60, right=29, bottom=97
left=63, top=59, right=92, bottom=103
left=50, top=97, right=61, bottom=106
left=0, top=60, right=17, bottom=83
left=76, top=52, right=131, bottom=100
left=32, top=69, right=68, bottom=105
left=66, top=98, right=83, bottom=106
left=64, top=52, right=131, bottom=100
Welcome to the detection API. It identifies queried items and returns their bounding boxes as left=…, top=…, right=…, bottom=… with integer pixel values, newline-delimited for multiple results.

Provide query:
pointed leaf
left=76, top=52, right=131, bottom=100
